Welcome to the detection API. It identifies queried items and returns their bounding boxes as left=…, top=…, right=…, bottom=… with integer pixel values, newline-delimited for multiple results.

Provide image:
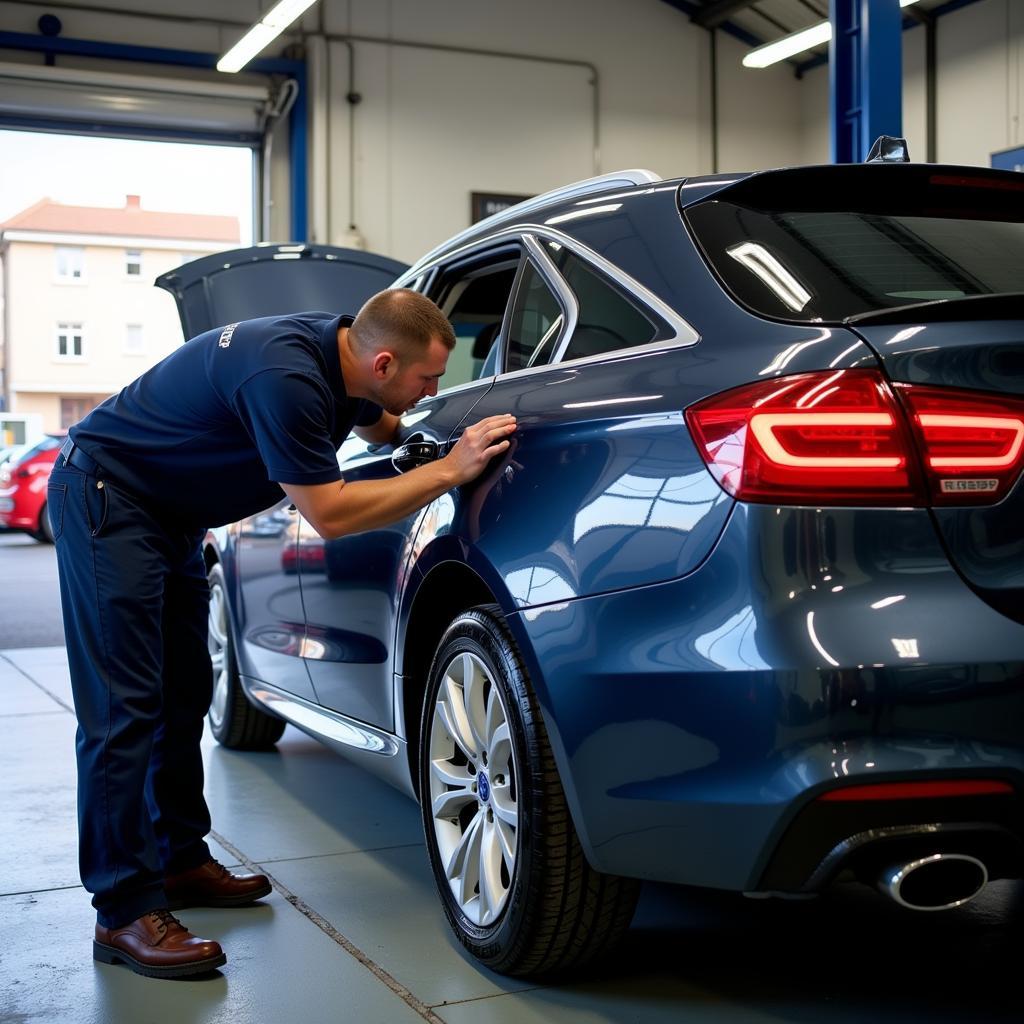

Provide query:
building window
left=56, top=322, right=85, bottom=360
left=60, top=397, right=98, bottom=430
left=125, top=249, right=143, bottom=276
left=125, top=323, right=145, bottom=354
left=55, top=246, right=85, bottom=281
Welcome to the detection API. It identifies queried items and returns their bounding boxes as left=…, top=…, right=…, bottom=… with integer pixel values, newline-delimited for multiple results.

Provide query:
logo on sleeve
left=218, top=323, right=240, bottom=348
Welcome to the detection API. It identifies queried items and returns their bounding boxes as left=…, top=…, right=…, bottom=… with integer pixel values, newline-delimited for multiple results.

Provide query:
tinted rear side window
left=686, top=169, right=1024, bottom=322
left=546, top=247, right=659, bottom=360
left=505, top=262, right=564, bottom=371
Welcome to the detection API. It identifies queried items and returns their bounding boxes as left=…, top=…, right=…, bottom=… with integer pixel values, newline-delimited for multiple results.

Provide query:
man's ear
left=371, top=350, right=396, bottom=379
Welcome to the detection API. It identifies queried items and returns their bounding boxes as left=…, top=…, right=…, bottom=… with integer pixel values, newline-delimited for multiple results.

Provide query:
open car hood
left=155, top=243, right=410, bottom=339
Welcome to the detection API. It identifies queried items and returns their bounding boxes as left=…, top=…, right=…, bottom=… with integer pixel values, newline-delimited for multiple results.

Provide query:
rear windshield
left=685, top=168, right=1024, bottom=322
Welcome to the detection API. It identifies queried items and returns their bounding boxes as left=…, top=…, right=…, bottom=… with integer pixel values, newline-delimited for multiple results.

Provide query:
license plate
left=0, top=498, right=14, bottom=512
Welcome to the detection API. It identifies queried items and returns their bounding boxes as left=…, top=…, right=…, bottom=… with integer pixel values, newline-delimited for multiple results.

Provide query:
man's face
left=377, top=336, right=449, bottom=415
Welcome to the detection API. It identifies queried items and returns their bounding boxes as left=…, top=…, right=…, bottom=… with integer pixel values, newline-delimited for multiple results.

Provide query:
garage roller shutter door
left=0, top=61, right=268, bottom=141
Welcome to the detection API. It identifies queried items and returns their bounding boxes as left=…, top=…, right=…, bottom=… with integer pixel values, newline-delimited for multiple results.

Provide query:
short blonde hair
left=350, top=289, right=456, bottom=355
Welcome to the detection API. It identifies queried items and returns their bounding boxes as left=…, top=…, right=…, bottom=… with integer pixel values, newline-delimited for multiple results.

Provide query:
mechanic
left=49, top=289, right=516, bottom=979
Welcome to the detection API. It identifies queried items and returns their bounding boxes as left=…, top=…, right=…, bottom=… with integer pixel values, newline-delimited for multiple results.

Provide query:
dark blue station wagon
left=157, top=159, right=1024, bottom=977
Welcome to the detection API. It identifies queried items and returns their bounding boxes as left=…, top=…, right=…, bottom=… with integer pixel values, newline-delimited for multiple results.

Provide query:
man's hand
left=444, top=414, right=517, bottom=485
left=281, top=412, right=516, bottom=540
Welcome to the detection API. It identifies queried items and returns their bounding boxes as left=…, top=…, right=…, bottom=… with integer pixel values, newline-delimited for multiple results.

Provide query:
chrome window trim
left=420, top=266, right=439, bottom=294
left=525, top=314, right=563, bottom=369
left=493, top=333, right=700, bottom=383
left=397, top=222, right=699, bottom=399
left=501, top=245, right=569, bottom=375
left=402, top=222, right=699, bottom=350
left=520, top=233, right=579, bottom=370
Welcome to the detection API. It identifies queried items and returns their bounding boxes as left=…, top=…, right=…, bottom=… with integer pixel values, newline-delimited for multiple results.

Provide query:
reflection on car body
left=242, top=508, right=290, bottom=538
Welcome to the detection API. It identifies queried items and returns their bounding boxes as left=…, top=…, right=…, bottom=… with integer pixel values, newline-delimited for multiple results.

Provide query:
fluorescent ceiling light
left=217, top=0, right=319, bottom=73
left=743, top=0, right=919, bottom=69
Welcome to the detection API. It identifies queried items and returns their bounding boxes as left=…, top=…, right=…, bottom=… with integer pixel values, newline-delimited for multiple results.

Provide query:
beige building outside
left=0, top=195, right=239, bottom=434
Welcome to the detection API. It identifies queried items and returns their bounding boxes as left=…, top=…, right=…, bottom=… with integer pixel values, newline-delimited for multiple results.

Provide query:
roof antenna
left=866, top=136, right=910, bottom=163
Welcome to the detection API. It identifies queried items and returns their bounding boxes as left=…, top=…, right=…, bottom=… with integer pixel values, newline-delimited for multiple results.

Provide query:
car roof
left=406, top=169, right=682, bottom=274
left=406, top=161, right=1024, bottom=276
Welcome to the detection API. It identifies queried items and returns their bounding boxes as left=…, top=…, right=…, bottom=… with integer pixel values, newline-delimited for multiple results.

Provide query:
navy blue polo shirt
left=70, top=312, right=382, bottom=528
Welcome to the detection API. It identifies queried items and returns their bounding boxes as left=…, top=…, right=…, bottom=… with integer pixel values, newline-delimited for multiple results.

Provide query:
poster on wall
left=991, top=147, right=1024, bottom=172
left=471, top=192, right=532, bottom=224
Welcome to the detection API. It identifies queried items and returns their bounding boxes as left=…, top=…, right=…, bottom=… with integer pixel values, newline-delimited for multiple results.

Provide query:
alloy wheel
left=427, top=650, right=519, bottom=927
left=207, top=576, right=230, bottom=732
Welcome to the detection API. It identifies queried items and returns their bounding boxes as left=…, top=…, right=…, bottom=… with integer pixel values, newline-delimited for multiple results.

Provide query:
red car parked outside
left=0, top=435, right=65, bottom=542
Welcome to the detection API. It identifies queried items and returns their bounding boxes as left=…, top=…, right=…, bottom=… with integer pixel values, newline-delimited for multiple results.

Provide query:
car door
left=437, top=232, right=730, bottom=606
left=233, top=498, right=319, bottom=700
left=297, top=247, right=522, bottom=729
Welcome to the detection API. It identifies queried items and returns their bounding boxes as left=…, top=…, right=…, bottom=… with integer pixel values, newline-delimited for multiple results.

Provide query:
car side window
left=430, top=257, right=520, bottom=388
left=548, top=246, right=659, bottom=361
left=504, top=261, right=564, bottom=373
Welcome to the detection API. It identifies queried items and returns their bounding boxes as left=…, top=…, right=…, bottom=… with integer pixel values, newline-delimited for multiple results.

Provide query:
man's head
left=348, top=289, right=456, bottom=414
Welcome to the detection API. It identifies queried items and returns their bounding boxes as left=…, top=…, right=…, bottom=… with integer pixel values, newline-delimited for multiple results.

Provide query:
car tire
left=207, top=561, right=286, bottom=750
left=36, top=501, right=54, bottom=544
left=419, top=604, right=639, bottom=977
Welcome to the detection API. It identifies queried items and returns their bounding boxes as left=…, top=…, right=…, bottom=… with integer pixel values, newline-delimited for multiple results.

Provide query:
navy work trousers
left=49, top=454, right=213, bottom=928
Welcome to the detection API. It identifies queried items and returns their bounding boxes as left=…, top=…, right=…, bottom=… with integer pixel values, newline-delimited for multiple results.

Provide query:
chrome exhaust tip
left=880, top=853, right=988, bottom=911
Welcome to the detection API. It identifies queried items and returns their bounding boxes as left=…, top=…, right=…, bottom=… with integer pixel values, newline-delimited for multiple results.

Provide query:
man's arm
left=282, top=414, right=515, bottom=540
left=352, top=410, right=401, bottom=445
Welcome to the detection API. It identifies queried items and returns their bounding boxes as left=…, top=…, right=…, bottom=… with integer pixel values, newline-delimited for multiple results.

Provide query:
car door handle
left=391, top=434, right=440, bottom=473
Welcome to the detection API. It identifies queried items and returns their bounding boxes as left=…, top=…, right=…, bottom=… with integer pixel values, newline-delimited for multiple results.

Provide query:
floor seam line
left=244, top=842, right=426, bottom=866
left=0, top=651, right=75, bottom=714
left=0, top=883, right=84, bottom=898
left=428, top=987, right=546, bottom=1009
left=210, top=828, right=447, bottom=1024
left=0, top=710, right=68, bottom=718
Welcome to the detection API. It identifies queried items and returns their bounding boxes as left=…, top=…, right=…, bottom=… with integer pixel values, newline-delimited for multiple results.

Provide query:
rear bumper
left=508, top=504, right=1024, bottom=891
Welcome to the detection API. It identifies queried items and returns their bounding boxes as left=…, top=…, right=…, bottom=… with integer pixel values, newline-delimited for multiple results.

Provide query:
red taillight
left=896, top=384, right=1024, bottom=506
left=818, top=780, right=1014, bottom=801
left=687, top=369, right=1024, bottom=506
left=685, top=370, right=922, bottom=504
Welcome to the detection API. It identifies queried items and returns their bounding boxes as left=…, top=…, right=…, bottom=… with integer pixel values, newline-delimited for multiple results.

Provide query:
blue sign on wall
left=992, top=146, right=1024, bottom=172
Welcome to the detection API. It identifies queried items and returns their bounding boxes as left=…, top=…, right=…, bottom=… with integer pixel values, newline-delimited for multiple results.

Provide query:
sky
left=0, top=129, right=254, bottom=242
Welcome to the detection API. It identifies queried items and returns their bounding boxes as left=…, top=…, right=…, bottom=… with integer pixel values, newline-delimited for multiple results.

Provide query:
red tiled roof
left=0, top=195, right=239, bottom=242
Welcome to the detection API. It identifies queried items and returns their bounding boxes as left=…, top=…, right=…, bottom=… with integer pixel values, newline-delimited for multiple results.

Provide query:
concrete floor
left=0, top=533, right=63, bottom=648
left=2, top=539, right=1023, bottom=1022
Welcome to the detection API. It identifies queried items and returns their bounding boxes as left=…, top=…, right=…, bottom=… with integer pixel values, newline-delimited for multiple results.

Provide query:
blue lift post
left=830, top=0, right=903, bottom=162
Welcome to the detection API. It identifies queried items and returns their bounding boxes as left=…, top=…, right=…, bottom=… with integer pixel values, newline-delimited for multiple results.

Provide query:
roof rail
left=408, top=168, right=662, bottom=274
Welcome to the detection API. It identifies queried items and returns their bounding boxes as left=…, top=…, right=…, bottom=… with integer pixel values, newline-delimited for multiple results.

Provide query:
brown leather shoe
left=164, top=857, right=272, bottom=909
left=94, top=909, right=226, bottom=979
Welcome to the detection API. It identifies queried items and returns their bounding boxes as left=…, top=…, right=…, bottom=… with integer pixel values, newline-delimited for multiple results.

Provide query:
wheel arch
left=399, top=559, right=498, bottom=798
left=201, top=530, right=249, bottom=681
